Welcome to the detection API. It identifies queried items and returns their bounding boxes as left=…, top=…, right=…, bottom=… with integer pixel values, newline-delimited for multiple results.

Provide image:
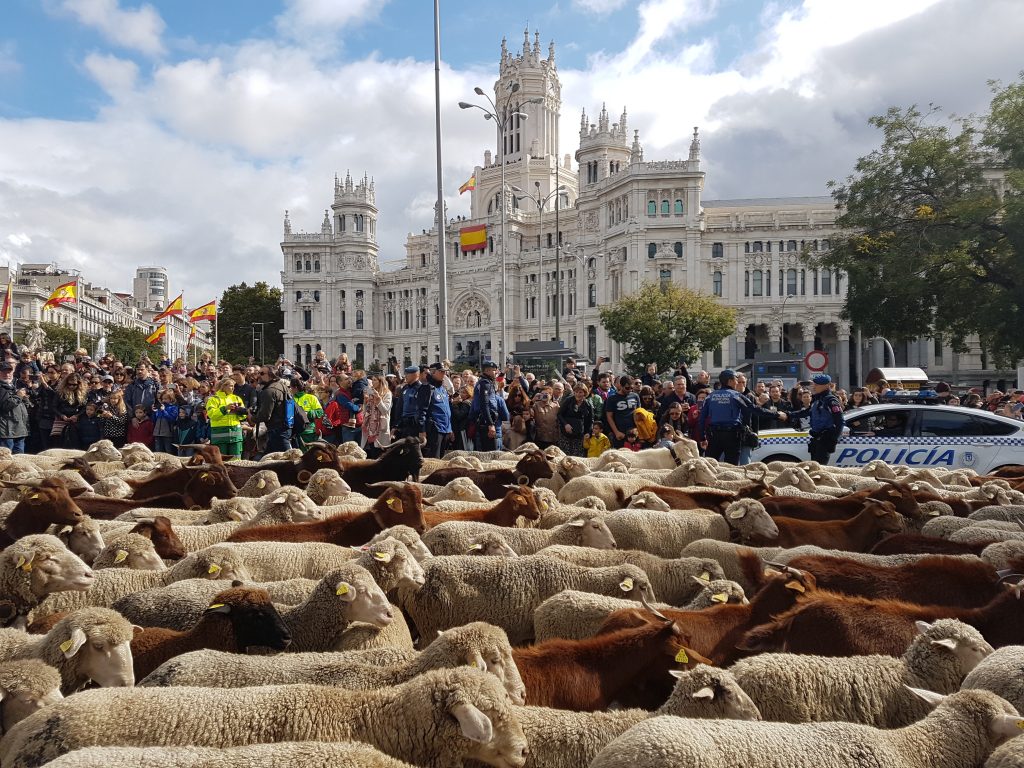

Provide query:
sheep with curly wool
left=139, top=621, right=525, bottom=705
left=398, top=555, right=655, bottom=644
left=465, top=531, right=520, bottom=557
left=36, top=742, right=419, bottom=768
left=731, top=619, right=993, bottom=726
left=535, top=545, right=726, bottom=605
left=92, top=533, right=165, bottom=571
left=625, top=491, right=673, bottom=512
left=302, top=469, right=352, bottom=504
left=0, top=667, right=529, bottom=768
left=0, top=535, right=95, bottom=629
left=0, top=659, right=63, bottom=735
left=425, top=477, right=489, bottom=504
left=589, top=688, right=1023, bottom=768
left=53, top=518, right=105, bottom=565
left=603, top=509, right=730, bottom=559
left=84, top=476, right=134, bottom=499
left=533, top=580, right=747, bottom=641
left=423, top=512, right=617, bottom=556
left=184, top=540, right=362, bottom=582
left=961, top=645, right=1024, bottom=714
left=723, top=499, right=781, bottom=545
left=0, top=607, right=135, bottom=693
left=969, top=505, right=1024, bottom=524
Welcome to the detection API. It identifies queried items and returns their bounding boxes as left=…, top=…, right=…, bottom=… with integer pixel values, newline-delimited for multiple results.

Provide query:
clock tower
left=495, top=29, right=561, bottom=165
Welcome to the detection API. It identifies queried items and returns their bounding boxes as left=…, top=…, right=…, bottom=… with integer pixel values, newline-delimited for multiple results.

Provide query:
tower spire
left=689, top=126, right=701, bottom=161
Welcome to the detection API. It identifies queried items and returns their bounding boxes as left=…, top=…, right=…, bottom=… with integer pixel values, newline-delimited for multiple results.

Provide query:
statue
left=24, top=324, right=46, bottom=354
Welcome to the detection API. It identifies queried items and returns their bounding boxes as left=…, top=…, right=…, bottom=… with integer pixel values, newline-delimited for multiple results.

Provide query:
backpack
left=284, top=392, right=309, bottom=431
left=633, top=407, right=658, bottom=442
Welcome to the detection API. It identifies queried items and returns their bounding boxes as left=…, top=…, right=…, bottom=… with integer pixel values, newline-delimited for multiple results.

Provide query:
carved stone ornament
left=458, top=295, right=491, bottom=328
left=583, top=211, right=599, bottom=233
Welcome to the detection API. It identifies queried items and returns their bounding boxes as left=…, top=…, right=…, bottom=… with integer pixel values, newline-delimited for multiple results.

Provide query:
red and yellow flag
left=459, top=224, right=487, bottom=252
left=188, top=300, right=216, bottom=323
left=458, top=174, right=476, bottom=195
left=0, top=280, right=12, bottom=324
left=146, top=324, right=167, bottom=345
left=43, top=280, right=77, bottom=311
left=186, top=325, right=196, bottom=346
left=153, top=293, right=183, bottom=322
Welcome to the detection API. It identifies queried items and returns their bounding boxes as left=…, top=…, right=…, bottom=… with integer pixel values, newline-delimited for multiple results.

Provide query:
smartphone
left=64, top=355, right=75, bottom=363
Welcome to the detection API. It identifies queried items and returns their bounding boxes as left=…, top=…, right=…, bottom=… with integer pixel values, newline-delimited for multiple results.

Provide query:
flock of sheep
left=1, top=435, right=1024, bottom=767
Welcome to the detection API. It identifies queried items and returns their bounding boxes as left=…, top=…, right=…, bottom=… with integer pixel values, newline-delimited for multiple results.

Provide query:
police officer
left=469, top=360, right=509, bottom=452
left=392, top=365, right=427, bottom=440
left=700, top=369, right=754, bottom=465
left=421, top=362, right=453, bottom=458
left=787, top=373, right=845, bottom=464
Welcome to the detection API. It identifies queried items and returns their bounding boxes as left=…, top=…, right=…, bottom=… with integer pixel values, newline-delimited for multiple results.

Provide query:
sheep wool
left=589, top=690, right=1023, bottom=768
left=0, top=667, right=528, bottom=768
left=0, top=535, right=95, bottom=626
left=962, top=645, right=1024, bottom=713
left=604, top=509, right=730, bottom=559
left=730, top=619, right=993, bottom=727
left=423, top=512, right=616, bottom=557
left=0, top=659, right=63, bottom=734
left=92, top=533, right=165, bottom=571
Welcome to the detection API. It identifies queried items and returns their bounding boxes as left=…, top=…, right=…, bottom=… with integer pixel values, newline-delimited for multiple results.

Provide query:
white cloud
left=276, top=0, right=387, bottom=39
left=57, top=0, right=165, bottom=56
left=0, top=41, right=19, bottom=75
left=83, top=52, right=138, bottom=96
left=572, top=0, right=631, bottom=14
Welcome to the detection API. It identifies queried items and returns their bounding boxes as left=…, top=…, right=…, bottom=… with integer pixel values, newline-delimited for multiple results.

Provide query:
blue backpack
left=284, top=392, right=295, bottom=428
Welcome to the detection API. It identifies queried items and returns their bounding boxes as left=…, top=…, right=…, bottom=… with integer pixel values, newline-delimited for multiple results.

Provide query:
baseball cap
left=718, top=369, right=736, bottom=384
left=812, top=374, right=832, bottom=385
left=934, top=381, right=951, bottom=394
left=428, top=362, right=448, bottom=372
left=0, top=361, right=13, bottom=372
left=404, top=365, right=420, bottom=375
left=101, top=375, right=114, bottom=383
left=482, top=360, right=499, bottom=370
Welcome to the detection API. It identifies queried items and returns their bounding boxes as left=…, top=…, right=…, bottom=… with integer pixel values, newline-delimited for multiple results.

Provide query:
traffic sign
left=804, top=349, right=829, bottom=372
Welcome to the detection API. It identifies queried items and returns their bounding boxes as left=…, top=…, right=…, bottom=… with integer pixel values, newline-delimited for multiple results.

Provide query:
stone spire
left=689, top=126, right=701, bottom=161
left=321, top=209, right=332, bottom=235
left=548, top=40, right=555, bottom=65
left=533, top=30, right=541, bottom=58
left=501, top=36, right=508, bottom=67
left=619, top=107, right=628, bottom=138
left=283, top=209, right=291, bottom=235
left=344, top=169, right=353, bottom=193
left=523, top=27, right=530, bottom=55
left=630, top=130, right=644, bottom=164
left=580, top=108, right=588, bottom=133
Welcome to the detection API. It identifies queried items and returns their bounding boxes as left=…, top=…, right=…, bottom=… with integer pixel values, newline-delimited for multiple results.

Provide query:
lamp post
left=779, top=293, right=793, bottom=354
left=459, top=86, right=542, bottom=365
left=251, top=322, right=268, bottom=365
left=510, top=182, right=567, bottom=342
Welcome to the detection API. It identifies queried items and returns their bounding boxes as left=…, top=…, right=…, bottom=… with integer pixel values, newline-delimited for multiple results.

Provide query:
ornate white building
left=280, top=30, right=1010, bottom=392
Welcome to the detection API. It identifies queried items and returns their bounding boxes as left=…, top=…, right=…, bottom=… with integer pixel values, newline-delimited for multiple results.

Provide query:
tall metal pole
left=432, top=0, right=449, bottom=363
left=536, top=181, right=543, bottom=340
left=554, top=188, right=560, bottom=343
left=499, top=124, right=507, bottom=366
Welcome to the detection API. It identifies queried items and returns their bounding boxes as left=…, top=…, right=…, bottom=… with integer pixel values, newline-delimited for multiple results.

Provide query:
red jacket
left=127, top=417, right=154, bottom=447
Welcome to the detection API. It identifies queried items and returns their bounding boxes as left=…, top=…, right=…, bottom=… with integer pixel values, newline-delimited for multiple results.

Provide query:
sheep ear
left=205, top=603, right=231, bottom=615
left=691, top=686, right=715, bottom=701
left=914, top=620, right=932, bottom=635
left=992, top=714, right=1024, bottom=740
left=466, top=651, right=487, bottom=672
left=668, top=669, right=685, bottom=680
left=728, top=508, right=747, bottom=519
left=931, top=638, right=958, bottom=651
left=450, top=702, right=494, bottom=744
left=335, top=582, right=356, bottom=601
left=567, top=519, right=586, bottom=528
left=59, top=627, right=88, bottom=659
left=905, top=686, right=945, bottom=709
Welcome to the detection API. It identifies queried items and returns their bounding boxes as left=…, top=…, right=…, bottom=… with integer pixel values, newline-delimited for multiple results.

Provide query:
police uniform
left=788, top=374, right=845, bottom=464
left=394, top=366, right=427, bottom=440
left=700, top=370, right=753, bottom=465
left=469, top=361, right=510, bottom=452
left=421, top=363, right=453, bottom=459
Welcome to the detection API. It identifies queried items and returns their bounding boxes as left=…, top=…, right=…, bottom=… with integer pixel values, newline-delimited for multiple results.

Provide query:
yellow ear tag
left=208, top=564, right=221, bottom=575
left=386, top=498, right=396, bottom=506
left=29, top=493, right=40, bottom=500
left=15, top=555, right=26, bottom=569
left=699, top=571, right=711, bottom=582
left=619, top=578, right=634, bottom=591
left=372, top=551, right=392, bottom=563
left=468, top=544, right=484, bottom=552
left=113, top=550, right=129, bottom=564
left=1017, top=720, right=1024, bottom=730
left=336, top=583, right=350, bottom=596
left=711, top=593, right=728, bottom=603
left=207, top=603, right=225, bottom=610
left=674, top=648, right=689, bottom=663
left=785, top=580, right=805, bottom=593
left=257, top=479, right=266, bottom=488
left=59, top=639, right=74, bottom=653
left=20, top=559, right=33, bottom=573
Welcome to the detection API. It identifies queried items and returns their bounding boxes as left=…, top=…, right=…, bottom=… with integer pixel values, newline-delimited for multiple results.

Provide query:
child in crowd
left=76, top=401, right=103, bottom=449
left=583, top=421, right=611, bottom=458
left=622, top=428, right=644, bottom=452
left=151, top=389, right=180, bottom=455
left=654, top=422, right=677, bottom=450
left=127, top=405, right=154, bottom=448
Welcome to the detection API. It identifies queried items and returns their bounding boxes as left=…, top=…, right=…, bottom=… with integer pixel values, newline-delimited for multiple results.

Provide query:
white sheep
left=81, top=440, right=121, bottom=463
left=302, top=468, right=351, bottom=504
left=961, top=645, right=1024, bottom=713
left=397, top=555, right=656, bottom=644
left=624, top=490, right=673, bottom=511
left=465, top=531, right=520, bottom=557
left=422, top=513, right=617, bottom=556
left=88, top=476, right=135, bottom=499
left=186, top=541, right=362, bottom=582
left=603, top=508, right=730, bottom=559
left=53, top=518, right=105, bottom=565
left=118, top=443, right=155, bottom=466
left=0, top=535, right=95, bottom=629
left=91, top=533, right=166, bottom=571
left=723, top=499, right=780, bottom=544
left=588, top=689, right=1024, bottom=768
left=425, top=477, right=489, bottom=504
left=0, top=667, right=529, bottom=768
left=233, top=470, right=282, bottom=499
left=730, top=619, right=993, bottom=726
left=0, top=659, right=63, bottom=735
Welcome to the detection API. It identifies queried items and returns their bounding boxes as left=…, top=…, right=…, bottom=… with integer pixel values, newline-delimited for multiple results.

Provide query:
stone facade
left=280, top=30, right=1013, bottom=391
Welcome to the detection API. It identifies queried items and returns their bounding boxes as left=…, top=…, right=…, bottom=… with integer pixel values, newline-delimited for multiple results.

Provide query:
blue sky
left=0, top=0, right=1021, bottom=301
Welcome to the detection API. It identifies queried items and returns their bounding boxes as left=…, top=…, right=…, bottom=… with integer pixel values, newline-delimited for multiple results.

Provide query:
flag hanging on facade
left=186, top=325, right=196, bottom=345
left=458, top=174, right=476, bottom=195
left=459, top=224, right=487, bottom=252
left=153, top=293, right=183, bottom=322
left=42, top=280, right=77, bottom=311
left=146, top=324, right=167, bottom=345
left=0, top=280, right=11, bottom=324
left=188, top=301, right=216, bottom=323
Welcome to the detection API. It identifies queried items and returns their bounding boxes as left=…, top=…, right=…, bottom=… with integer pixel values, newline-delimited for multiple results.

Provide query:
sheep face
left=257, top=487, right=320, bottom=522
left=368, top=526, right=433, bottom=562
left=914, top=620, right=994, bottom=677
left=309, top=469, right=351, bottom=500
left=453, top=624, right=526, bottom=706
left=11, top=536, right=95, bottom=597
left=206, top=588, right=293, bottom=652
left=466, top=534, right=518, bottom=558
left=61, top=625, right=135, bottom=688
left=58, top=521, right=104, bottom=565
left=366, top=541, right=426, bottom=589
left=104, top=538, right=165, bottom=572
left=0, top=660, right=63, bottom=732
left=333, top=570, right=394, bottom=628
left=725, top=500, right=779, bottom=541
left=667, top=665, right=762, bottom=721
left=567, top=517, right=617, bottom=549
left=82, top=440, right=121, bottom=463
left=190, top=550, right=252, bottom=583
left=627, top=492, right=671, bottom=512
left=452, top=676, right=528, bottom=768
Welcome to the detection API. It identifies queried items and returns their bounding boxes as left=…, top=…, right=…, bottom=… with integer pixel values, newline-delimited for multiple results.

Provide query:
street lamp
left=459, top=84, right=543, bottom=364
left=779, top=293, right=794, bottom=354
left=251, top=322, right=268, bottom=364
left=510, top=182, right=567, bottom=341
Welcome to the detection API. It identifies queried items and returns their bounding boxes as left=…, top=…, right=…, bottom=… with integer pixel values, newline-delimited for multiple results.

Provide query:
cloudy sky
left=1, top=0, right=1021, bottom=304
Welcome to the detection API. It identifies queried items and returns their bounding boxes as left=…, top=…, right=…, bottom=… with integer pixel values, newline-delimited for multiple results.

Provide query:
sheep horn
left=764, top=561, right=802, bottom=579
left=368, top=481, right=406, bottom=490
left=996, top=570, right=1024, bottom=583
left=639, top=592, right=670, bottom=622
left=1016, top=519, right=1024, bottom=533
left=0, top=478, right=42, bottom=488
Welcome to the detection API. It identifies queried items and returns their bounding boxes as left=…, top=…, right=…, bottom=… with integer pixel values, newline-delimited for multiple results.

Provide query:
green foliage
left=599, top=282, right=737, bottom=373
left=103, top=324, right=152, bottom=365
left=217, top=282, right=284, bottom=365
left=17, top=322, right=91, bottom=359
left=819, top=75, right=1024, bottom=367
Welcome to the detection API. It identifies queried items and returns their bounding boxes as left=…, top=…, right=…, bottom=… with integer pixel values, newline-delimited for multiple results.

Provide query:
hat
left=101, top=375, right=114, bottom=383
left=404, top=365, right=420, bottom=375
left=935, top=381, right=951, bottom=394
left=482, top=360, right=499, bottom=370
left=428, top=362, right=448, bottom=373
left=718, top=369, right=736, bottom=384
left=0, top=361, right=13, bottom=372
left=812, top=374, right=832, bottom=385
left=280, top=367, right=293, bottom=378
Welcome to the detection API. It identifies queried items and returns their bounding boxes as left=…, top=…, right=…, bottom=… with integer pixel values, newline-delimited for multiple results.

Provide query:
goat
left=128, top=517, right=186, bottom=560
left=869, top=533, right=998, bottom=557
left=421, top=450, right=553, bottom=501
left=58, top=457, right=99, bottom=485
left=338, top=438, right=425, bottom=497
left=755, top=500, right=904, bottom=552
left=127, top=464, right=238, bottom=504
left=423, top=486, right=542, bottom=529
left=759, top=478, right=921, bottom=522
left=0, top=477, right=85, bottom=547
left=220, top=443, right=346, bottom=489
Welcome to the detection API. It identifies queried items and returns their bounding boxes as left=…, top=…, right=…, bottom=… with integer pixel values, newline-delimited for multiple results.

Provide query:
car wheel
left=763, top=453, right=802, bottom=464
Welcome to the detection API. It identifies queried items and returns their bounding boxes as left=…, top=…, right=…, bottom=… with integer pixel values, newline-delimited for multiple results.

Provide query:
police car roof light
left=882, top=389, right=942, bottom=404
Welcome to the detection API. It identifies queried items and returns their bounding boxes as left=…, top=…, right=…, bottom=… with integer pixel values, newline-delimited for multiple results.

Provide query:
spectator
left=604, top=375, right=640, bottom=448
left=659, top=401, right=688, bottom=437
left=76, top=401, right=103, bottom=449
left=962, top=393, right=983, bottom=409
left=640, top=363, right=659, bottom=387
left=361, top=375, right=393, bottom=458
left=583, top=421, right=611, bottom=458
left=633, top=387, right=659, bottom=447
left=332, top=375, right=363, bottom=445
left=449, top=385, right=472, bottom=452
left=151, top=389, right=180, bottom=455
left=206, top=377, right=246, bottom=460
left=658, top=376, right=695, bottom=420
left=793, top=389, right=813, bottom=429
left=557, top=382, right=593, bottom=457
left=688, top=389, right=708, bottom=452
left=99, top=390, right=129, bottom=447
left=622, top=428, right=643, bottom=452
left=654, top=422, right=678, bottom=450
left=51, top=372, right=87, bottom=448
left=468, top=360, right=508, bottom=452
left=127, top=405, right=154, bottom=448
left=562, top=357, right=578, bottom=380
left=0, top=360, right=30, bottom=454
left=0, top=332, right=18, bottom=360
left=124, top=366, right=158, bottom=413
left=253, top=365, right=293, bottom=455
left=531, top=386, right=560, bottom=449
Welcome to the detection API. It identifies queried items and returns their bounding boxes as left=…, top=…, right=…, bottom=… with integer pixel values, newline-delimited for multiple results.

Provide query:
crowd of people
left=0, top=332, right=1020, bottom=463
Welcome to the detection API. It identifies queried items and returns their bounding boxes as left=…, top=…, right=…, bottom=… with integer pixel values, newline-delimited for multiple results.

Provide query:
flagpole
left=75, top=276, right=81, bottom=351
left=214, top=310, right=219, bottom=365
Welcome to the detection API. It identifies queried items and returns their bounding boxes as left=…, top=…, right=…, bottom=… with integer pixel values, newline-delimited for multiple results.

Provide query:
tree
left=599, top=283, right=737, bottom=373
left=16, top=322, right=91, bottom=360
left=818, top=75, right=1024, bottom=367
left=217, top=282, right=284, bottom=365
left=103, top=325, right=152, bottom=365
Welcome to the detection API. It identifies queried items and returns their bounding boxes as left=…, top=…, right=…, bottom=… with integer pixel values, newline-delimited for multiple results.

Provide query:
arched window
left=647, top=242, right=657, bottom=259
left=752, top=271, right=762, bottom=296
left=835, top=272, right=842, bottom=294
left=713, top=271, right=723, bottom=297
left=295, top=291, right=301, bottom=302
left=435, top=304, right=439, bottom=324
left=660, top=200, right=670, bottom=215
left=304, top=345, right=311, bottom=365
left=304, top=260, right=311, bottom=271
left=673, top=242, right=683, bottom=258
left=302, top=309, right=312, bottom=330
left=821, top=239, right=831, bottom=250
left=294, top=258, right=301, bottom=271
left=744, top=271, right=750, bottom=297
left=659, top=269, right=672, bottom=289
left=752, top=241, right=763, bottom=253
left=338, top=215, right=345, bottom=232
left=820, top=270, right=831, bottom=294
left=588, top=284, right=596, bottom=307
left=712, top=242, right=724, bottom=258
left=587, top=257, right=596, bottom=270
left=469, top=310, right=481, bottom=328
left=294, top=345, right=301, bottom=361
left=787, top=240, right=798, bottom=252
left=313, top=290, right=320, bottom=302
left=647, top=200, right=656, bottom=216
left=355, top=344, right=364, bottom=366
left=674, top=199, right=683, bottom=214
left=314, top=260, right=320, bottom=272
left=744, top=242, right=750, bottom=254
left=786, top=269, right=797, bottom=295
left=356, top=310, right=363, bottom=329
left=341, top=310, right=346, bottom=329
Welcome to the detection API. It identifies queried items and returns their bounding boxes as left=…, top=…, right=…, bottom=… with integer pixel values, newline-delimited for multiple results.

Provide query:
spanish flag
left=43, top=280, right=77, bottom=311
left=186, top=325, right=196, bottom=345
left=188, top=300, right=216, bottom=323
left=0, top=280, right=11, bottom=324
left=154, top=293, right=183, bottom=322
left=459, top=224, right=487, bottom=252
left=146, top=324, right=167, bottom=345
left=458, top=174, right=476, bottom=195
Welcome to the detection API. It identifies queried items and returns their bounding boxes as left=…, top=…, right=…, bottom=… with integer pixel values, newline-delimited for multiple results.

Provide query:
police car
left=750, top=400, right=1024, bottom=474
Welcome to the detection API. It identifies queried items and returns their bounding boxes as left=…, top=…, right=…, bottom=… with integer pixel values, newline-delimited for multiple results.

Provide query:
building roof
left=702, top=196, right=834, bottom=209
